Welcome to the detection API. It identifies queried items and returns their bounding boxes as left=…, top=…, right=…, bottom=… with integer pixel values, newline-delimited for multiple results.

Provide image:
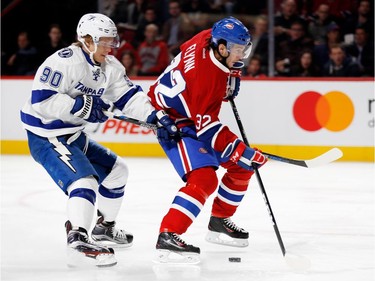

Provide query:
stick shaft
left=229, top=99, right=286, bottom=256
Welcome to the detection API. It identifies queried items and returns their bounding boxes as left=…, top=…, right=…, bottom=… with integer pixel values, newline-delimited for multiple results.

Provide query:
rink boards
left=1, top=77, right=374, bottom=162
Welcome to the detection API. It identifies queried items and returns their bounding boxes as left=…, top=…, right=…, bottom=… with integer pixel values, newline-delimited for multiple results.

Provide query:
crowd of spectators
left=1, top=0, right=374, bottom=77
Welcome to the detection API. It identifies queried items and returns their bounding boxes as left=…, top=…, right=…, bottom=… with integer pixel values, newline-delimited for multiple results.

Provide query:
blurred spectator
left=114, top=39, right=141, bottom=67
left=6, top=31, right=39, bottom=75
left=244, top=15, right=268, bottom=74
left=311, top=0, right=357, bottom=23
left=274, top=0, right=306, bottom=45
left=161, top=0, right=195, bottom=58
left=120, top=50, right=140, bottom=77
left=321, top=44, right=361, bottom=77
left=127, top=0, right=147, bottom=27
left=39, top=24, right=69, bottom=62
left=102, top=0, right=128, bottom=24
left=290, top=50, right=320, bottom=77
left=313, top=22, right=343, bottom=70
left=181, top=0, right=211, bottom=33
left=341, top=0, right=374, bottom=44
left=308, top=4, right=335, bottom=46
left=345, top=27, right=374, bottom=76
left=275, top=21, right=314, bottom=76
left=137, top=24, right=170, bottom=76
left=246, top=55, right=267, bottom=78
left=134, top=6, right=161, bottom=47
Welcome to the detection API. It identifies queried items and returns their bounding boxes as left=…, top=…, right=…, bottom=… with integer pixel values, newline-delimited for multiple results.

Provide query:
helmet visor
left=97, top=35, right=120, bottom=48
left=227, top=42, right=253, bottom=59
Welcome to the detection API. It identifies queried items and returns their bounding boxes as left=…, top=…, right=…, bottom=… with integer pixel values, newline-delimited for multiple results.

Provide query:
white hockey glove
left=71, top=95, right=110, bottom=123
left=221, top=139, right=267, bottom=169
left=224, top=61, right=244, bottom=101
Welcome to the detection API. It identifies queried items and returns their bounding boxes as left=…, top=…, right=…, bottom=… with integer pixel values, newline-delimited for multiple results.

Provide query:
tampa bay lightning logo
left=58, top=48, right=73, bottom=58
left=92, top=68, right=101, bottom=81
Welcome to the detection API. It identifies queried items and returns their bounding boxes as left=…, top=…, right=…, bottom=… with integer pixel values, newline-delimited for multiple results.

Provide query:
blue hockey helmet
left=211, top=17, right=252, bottom=59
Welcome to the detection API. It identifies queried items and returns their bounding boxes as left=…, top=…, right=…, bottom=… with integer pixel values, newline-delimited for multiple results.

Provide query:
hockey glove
left=221, top=139, right=267, bottom=170
left=71, top=95, right=110, bottom=123
left=224, top=61, right=244, bottom=101
left=147, top=110, right=179, bottom=142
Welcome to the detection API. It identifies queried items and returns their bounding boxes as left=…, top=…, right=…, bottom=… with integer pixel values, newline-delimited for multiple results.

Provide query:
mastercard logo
left=293, top=91, right=354, bottom=132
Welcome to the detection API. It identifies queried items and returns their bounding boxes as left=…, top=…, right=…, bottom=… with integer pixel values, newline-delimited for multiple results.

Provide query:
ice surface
left=1, top=155, right=374, bottom=281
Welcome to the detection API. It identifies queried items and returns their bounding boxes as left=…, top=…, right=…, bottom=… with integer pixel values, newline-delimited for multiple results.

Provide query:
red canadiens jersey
left=147, top=29, right=234, bottom=146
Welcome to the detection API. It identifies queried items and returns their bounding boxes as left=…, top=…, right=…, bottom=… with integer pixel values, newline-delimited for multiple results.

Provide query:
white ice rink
left=1, top=155, right=374, bottom=281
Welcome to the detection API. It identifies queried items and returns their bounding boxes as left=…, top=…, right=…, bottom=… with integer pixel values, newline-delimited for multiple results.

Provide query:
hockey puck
left=228, top=257, right=241, bottom=262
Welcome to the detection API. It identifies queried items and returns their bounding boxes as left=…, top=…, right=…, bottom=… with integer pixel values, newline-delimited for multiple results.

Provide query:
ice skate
left=205, top=216, right=249, bottom=247
left=154, top=232, right=201, bottom=264
left=65, top=221, right=117, bottom=267
left=91, top=215, right=133, bottom=248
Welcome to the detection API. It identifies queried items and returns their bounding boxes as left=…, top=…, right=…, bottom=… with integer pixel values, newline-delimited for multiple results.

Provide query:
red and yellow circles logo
left=293, top=91, right=354, bottom=132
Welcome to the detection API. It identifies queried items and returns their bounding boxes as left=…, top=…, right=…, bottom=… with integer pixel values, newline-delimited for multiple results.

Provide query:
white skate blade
left=205, top=230, right=249, bottom=247
left=153, top=249, right=200, bottom=265
left=67, top=247, right=117, bottom=268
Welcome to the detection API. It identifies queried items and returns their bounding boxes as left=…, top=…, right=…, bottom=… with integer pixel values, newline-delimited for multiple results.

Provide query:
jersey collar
left=209, top=49, right=230, bottom=73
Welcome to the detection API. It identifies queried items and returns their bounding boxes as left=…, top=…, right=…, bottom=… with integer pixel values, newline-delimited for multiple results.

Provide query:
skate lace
left=110, top=227, right=127, bottom=239
left=172, top=233, right=187, bottom=245
left=223, top=218, right=243, bottom=232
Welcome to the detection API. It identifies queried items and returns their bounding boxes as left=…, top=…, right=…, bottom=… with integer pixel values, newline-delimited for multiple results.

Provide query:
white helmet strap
left=79, top=37, right=99, bottom=65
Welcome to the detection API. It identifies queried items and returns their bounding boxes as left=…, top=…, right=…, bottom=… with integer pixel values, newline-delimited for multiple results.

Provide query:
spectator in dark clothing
left=39, top=24, right=69, bottom=62
left=345, top=27, right=374, bottom=76
left=120, top=50, right=139, bottom=77
left=134, top=6, right=161, bottom=47
left=274, top=0, right=306, bottom=45
left=275, top=21, right=314, bottom=76
left=308, top=3, right=335, bottom=46
left=290, top=50, right=320, bottom=77
left=313, top=22, right=344, bottom=71
left=246, top=55, right=267, bottom=78
left=6, top=31, right=39, bottom=75
left=322, top=44, right=361, bottom=77
left=341, top=0, right=374, bottom=43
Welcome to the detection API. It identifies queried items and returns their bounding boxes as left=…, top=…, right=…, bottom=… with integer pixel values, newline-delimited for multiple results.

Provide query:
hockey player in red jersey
left=147, top=17, right=267, bottom=263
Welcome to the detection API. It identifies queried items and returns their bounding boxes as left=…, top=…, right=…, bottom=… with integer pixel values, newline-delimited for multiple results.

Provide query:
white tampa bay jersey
left=20, top=45, right=154, bottom=137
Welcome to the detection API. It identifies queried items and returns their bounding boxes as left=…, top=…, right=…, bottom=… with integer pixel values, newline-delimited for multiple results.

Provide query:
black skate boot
left=205, top=216, right=249, bottom=247
left=155, top=232, right=200, bottom=264
left=65, top=220, right=117, bottom=267
left=91, top=215, right=133, bottom=248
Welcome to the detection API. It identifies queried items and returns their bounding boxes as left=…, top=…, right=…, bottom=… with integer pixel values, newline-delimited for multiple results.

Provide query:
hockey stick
left=263, top=148, right=343, bottom=168
left=105, top=111, right=342, bottom=169
left=229, top=98, right=311, bottom=271
left=104, top=111, right=158, bottom=131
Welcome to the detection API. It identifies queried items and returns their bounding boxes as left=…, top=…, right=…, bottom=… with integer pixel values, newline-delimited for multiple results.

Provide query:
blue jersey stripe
left=218, top=186, right=244, bottom=203
left=31, top=89, right=58, bottom=104
left=172, top=195, right=201, bottom=218
left=20, top=111, right=78, bottom=130
left=114, top=85, right=143, bottom=110
left=98, top=185, right=125, bottom=199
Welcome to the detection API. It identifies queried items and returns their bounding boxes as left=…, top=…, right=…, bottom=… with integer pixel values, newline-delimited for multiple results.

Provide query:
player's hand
left=71, top=95, right=110, bottom=123
left=147, top=110, right=179, bottom=142
left=224, top=61, right=243, bottom=101
left=221, top=139, right=267, bottom=170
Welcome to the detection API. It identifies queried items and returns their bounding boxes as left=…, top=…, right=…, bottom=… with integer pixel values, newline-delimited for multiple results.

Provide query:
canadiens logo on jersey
left=199, top=147, right=208, bottom=154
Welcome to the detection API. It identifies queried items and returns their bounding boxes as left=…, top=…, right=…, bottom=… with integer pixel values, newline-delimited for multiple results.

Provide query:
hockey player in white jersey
left=20, top=13, right=177, bottom=267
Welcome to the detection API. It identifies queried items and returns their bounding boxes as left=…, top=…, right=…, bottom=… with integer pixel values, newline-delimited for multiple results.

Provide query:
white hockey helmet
left=76, top=13, right=120, bottom=48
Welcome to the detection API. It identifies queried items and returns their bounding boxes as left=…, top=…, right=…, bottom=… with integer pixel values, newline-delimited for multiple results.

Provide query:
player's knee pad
left=186, top=167, right=218, bottom=199
left=101, top=156, right=128, bottom=189
left=67, top=176, right=98, bottom=205
left=222, top=161, right=253, bottom=186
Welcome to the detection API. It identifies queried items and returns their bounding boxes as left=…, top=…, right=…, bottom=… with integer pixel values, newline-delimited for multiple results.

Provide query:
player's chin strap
left=79, top=38, right=99, bottom=65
